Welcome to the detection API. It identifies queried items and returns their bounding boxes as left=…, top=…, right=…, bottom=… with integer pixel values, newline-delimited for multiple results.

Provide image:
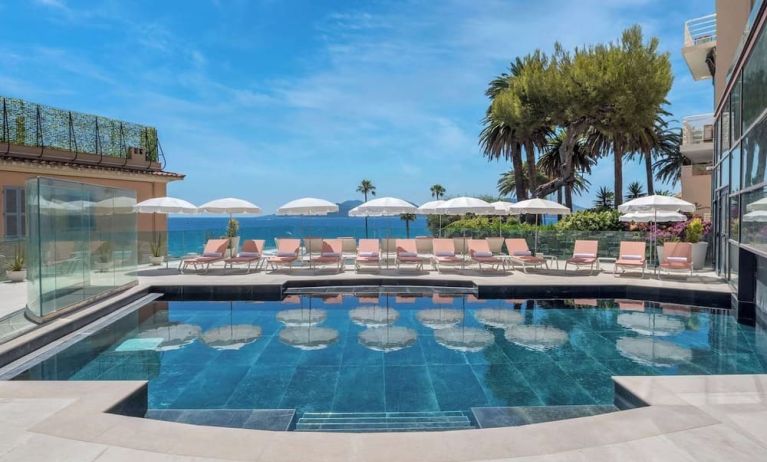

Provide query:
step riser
left=295, top=411, right=476, bottom=432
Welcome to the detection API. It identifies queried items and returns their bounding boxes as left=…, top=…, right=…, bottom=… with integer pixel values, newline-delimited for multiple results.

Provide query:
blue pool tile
left=384, top=365, right=439, bottom=412
left=170, top=361, right=250, bottom=409
left=429, top=364, right=488, bottom=410
left=341, top=339, right=384, bottom=366
left=332, top=366, right=385, bottom=412
left=514, top=361, right=596, bottom=406
left=226, top=365, right=297, bottom=409
left=253, top=336, right=303, bottom=366
left=471, top=363, right=543, bottom=407
left=280, top=366, right=340, bottom=413
left=420, top=337, right=467, bottom=365
left=382, top=340, right=426, bottom=366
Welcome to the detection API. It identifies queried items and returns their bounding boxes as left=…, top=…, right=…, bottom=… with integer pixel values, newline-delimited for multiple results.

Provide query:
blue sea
left=165, top=216, right=430, bottom=257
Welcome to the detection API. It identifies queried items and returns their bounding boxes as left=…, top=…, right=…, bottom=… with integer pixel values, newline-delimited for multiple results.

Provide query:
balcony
left=680, top=114, right=715, bottom=164
left=0, top=96, right=164, bottom=171
left=682, top=13, right=717, bottom=81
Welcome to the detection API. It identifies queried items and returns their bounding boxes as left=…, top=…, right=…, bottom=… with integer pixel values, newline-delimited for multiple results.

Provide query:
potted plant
left=226, top=218, right=240, bottom=258
left=684, top=218, right=709, bottom=270
left=653, top=228, right=680, bottom=264
left=6, top=245, right=25, bottom=282
left=149, top=234, right=164, bottom=265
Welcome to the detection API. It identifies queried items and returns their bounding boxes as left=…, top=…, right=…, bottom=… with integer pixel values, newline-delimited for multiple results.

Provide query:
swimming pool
left=12, top=288, right=767, bottom=431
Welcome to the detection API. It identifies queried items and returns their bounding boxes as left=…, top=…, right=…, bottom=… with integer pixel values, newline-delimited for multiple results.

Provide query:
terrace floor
left=0, top=374, right=764, bottom=461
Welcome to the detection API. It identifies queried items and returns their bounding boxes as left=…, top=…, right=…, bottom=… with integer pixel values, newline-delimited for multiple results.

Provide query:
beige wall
left=681, top=164, right=712, bottom=215
left=0, top=165, right=175, bottom=237
left=715, top=0, right=754, bottom=106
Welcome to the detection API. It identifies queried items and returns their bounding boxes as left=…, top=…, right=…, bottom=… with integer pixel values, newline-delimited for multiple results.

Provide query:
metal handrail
left=684, top=13, right=717, bottom=47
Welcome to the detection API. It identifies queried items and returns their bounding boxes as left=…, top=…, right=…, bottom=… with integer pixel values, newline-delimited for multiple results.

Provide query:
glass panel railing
left=25, top=177, right=138, bottom=320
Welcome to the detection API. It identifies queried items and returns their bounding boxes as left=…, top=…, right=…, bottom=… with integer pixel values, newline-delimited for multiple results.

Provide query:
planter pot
left=149, top=255, right=164, bottom=266
left=656, top=245, right=664, bottom=265
left=6, top=270, right=26, bottom=282
left=691, top=242, right=708, bottom=270
left=227, top=236, right=240, bottom=258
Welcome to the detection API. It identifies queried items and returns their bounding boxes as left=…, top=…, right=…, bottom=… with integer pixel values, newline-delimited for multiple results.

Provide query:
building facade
left=695, top=0, right=767, bottom=323
left=0, top=96, right=184, bottom=243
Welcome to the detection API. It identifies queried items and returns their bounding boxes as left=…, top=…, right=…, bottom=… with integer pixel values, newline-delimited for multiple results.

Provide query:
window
left=731, top=144, right=742, bottom=192
left=741, top=187, right=767, bottom=251
left=730, top=194, right=740, bottom=242
left=3, top=187, right=25, bottom=238
left=743, top=23, right=767, bottom=131
left=722, top=106, right=731, bottom=153
left=732, top=72, right=743, bottom=142
left=720, top=152, right=730, bottom=190
left=743, top=115, right=767, bottom=188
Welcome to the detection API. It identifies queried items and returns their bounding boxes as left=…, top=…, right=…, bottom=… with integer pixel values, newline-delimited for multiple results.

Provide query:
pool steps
left=296, top=411, right=475, bottom=432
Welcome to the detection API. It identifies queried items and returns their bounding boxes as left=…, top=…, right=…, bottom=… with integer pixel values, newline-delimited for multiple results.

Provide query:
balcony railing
left=682, top=114, right=715, bottom=146
left=0, top=96, right=160, bottom=163
left=684, top=14, right=717, bottom=47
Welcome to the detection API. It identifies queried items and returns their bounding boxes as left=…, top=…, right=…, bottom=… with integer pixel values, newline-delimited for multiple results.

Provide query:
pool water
left=15, top=292, right=767, bottom=421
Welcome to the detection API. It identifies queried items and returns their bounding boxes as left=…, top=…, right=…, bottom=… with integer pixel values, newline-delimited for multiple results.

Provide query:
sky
left=0, top=0, right=714, bottom=212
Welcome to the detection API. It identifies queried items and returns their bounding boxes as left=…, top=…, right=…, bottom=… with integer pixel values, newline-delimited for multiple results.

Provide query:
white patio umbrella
left=488, top=201, right=519, bottom=236
left=198, top=198, right=262, bottom=216
left=746, top=197, right=767, bottom=212
left=416, top=200, right=446, bottom=236
left=135, top=197, right=198, bottom=266
left=92, top=196, right=135, bottom=215
left=435, top=197, right=496, bottom=215
left=618, top=195, right=696, bottom=214
left=135, top=197, right=198, bottom=214
left=276, top=197, right=338, bottom=216
left=349, top=196, right=416, bottom=216
left=435, top=197, right=496, bottom=259
left=619, top=211, right=686, bottom=223
left=618, top=195, right=695, bottom=271
left=509, top=198, right=571, bottom=254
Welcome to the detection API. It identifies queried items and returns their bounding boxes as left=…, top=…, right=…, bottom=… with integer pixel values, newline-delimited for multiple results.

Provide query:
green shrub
left=554, top=210, right=623, bottom=231
left=684, top=217, right=704, bottom=244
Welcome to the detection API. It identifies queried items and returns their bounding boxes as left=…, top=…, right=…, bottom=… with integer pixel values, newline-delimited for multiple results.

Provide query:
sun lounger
left=311, top=239, right=344, bottom=272
left=267, top=238, right=301, bottom=272
left=659, top=242, right=693, bottom=277
left=504, top=238, right=547, bottom=273
left=431, top=238, right=464, bottom=271
left=468, top=239, right=504, bottom=271
left=355, top=239, right=381, bottom=271
left=395, top=239, right=428, bottom=270
left=180, top=239, right=229, bottom=273
left=564, top=240, right=599, bottom=274
left=224, top=239, right=265, bottom=273
left=486, top=237, right=504, bottom=255
left=614, top=241, right=646, bottom=277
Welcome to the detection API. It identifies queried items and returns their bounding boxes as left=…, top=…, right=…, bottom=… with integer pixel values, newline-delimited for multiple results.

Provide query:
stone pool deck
left=0, top=375, right=765, bottom=461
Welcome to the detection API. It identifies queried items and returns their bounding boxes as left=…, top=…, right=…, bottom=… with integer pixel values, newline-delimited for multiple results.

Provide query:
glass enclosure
left=26, top=177, right=137, bottom=320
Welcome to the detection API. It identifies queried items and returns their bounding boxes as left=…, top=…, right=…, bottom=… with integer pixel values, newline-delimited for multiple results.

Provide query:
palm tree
left=400, top=213, right=416, bottom=238
left=655, top=189, right=674, bottom=196
left=497, top=164, right=549, bottom=199
left=538, top=131, right=596, bottom=201
left=593, top=187, right=615, bottom=210
left=626, top=181, right=645, bottom=200
left=651, top=125, right=686, bottom=187
left=430, top=184, right=446, bottom=200
left=356, top=179, right=376, bottom=238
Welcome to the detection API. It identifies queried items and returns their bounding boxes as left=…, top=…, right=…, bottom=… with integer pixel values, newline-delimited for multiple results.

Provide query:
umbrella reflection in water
left=504, top=325, right=568, bottom=352
left=349, top=306, right=399, bottom=327
left=279, top=326, right=340, bottom=350
left=475, top=308, right=523, bottom=328
left=359, top=326, right=417, bottom=352
left=137, top=324, right=201, bottom=351
left=617, top=312, right=685, bottom=337
left=201, top=325, right=261, bottom=350
left=435, top=327, right=494, bottom=352
left=617, top=337, right=692, bottom=367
